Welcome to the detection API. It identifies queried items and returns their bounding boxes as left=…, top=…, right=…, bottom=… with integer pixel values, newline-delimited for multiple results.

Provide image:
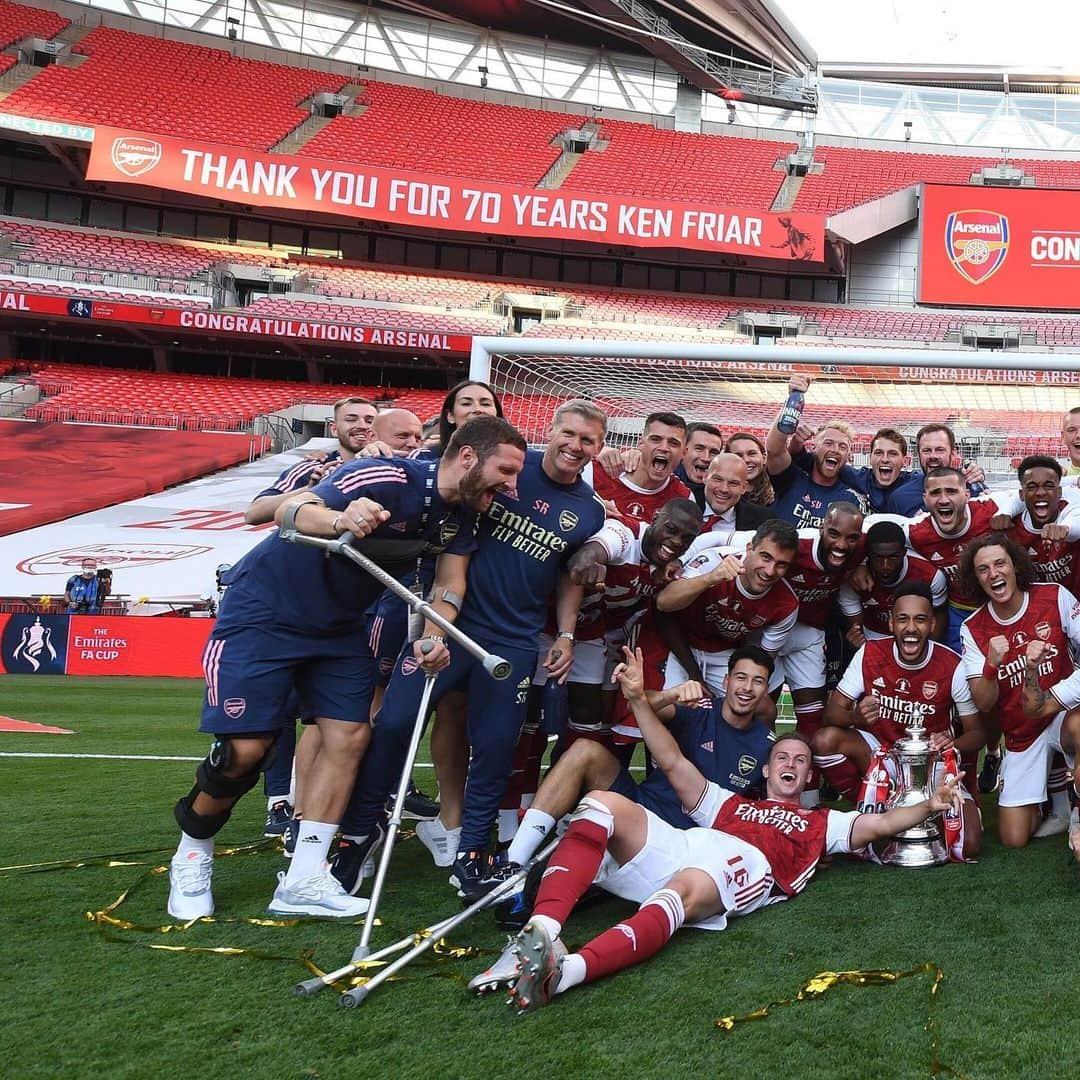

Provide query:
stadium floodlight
left=468, top=337, right=1080, bottom=480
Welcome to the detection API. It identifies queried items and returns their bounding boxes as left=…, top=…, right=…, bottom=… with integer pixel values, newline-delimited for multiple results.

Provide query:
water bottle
left=776, top=389, right=805, bottom=435
left=961, top=459, right=986, bottom=497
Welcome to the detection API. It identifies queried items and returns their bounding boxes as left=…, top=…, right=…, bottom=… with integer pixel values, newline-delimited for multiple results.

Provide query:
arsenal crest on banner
left=110, top=136, right=162, bottom=178
left=945, top=209, right=1009, bottom=285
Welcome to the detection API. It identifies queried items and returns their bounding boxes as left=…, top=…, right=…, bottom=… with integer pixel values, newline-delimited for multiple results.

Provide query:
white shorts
left=664, top=648, right=785, bottom=695
left=532, top=633, right=605, bottom=686
left=775, top=623, right=826, bottom=691
left=595, top=808, right=774, bottom=931
left=855, top=730, right=973, bottom=802
left=999, top=712, right=1077, bottom=808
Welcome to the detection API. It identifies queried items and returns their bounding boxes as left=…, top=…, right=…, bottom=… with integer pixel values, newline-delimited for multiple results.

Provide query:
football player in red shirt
left=474, top=645, right=960, bottom=1013
left=590, top=412, right=691, bottom=523
left=958, top=535, right=1080, bottom=847
left=815, top=582, right=983, bottom=858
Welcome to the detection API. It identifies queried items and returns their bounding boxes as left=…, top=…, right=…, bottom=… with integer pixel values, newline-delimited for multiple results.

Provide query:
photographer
left=65, top=558, right=108, bottom=615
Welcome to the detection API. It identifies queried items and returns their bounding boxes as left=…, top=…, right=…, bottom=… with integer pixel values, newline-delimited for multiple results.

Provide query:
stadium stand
left=563, top=120, right=793, bottom=208
left=0, top=418, right=269, bottom=536
left=2, top=25, right=348, bottom=148
left=795, top=145, right=1080, bottom=213
left=240, top=296, right=507, bottom=336
left=300, top=81, right=570, bottom=185
left=0, top=0, right=66, bottom=50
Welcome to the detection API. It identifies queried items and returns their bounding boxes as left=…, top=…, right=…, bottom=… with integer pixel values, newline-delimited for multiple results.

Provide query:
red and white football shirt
left=1005, top=503, right=1080, bottom=595
left=960, top=582, right=1080, bottom=751
left=906, top=497, right=1004, bottom=608
left=591, top=468, right=691, bottom=525
left=785, top=530, right=866, bottom=630
left=834, top=638, right=975, bottom=745
left=678, top=546, right=798, bottom=654
left=837, top=553, right=947, bottom=640
left=689, top=783, right=859, bottom=898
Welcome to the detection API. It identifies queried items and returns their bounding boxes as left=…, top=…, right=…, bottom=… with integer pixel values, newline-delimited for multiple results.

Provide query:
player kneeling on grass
left=813, top=582, right=983, bottom=859
left=472, top=646, right=962, bottom=1013
left=1017, top=642, right=1080, bottom=862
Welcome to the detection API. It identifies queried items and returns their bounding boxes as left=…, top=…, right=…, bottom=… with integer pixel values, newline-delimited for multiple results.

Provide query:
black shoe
left=978, top=753, right=1001, bottom=795
left=283, top=817, right=300, bottom=858
left=391, top=781, right=439, bottom=821
left=330, top=825, right=385, bottom=896
left=264, top=800, right=294, bottom=838
left=493, top=853, right=547, bottom=930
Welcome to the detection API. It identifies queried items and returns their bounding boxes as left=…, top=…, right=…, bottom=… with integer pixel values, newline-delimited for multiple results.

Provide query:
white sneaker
left=1034, top=812, right=1070, bottom=838
left=415, top=817, right=461, bottom=868
left=167, top=852, right=214, bottom=920
left=467, top=937, right=521, bottom=995
left=267, top=869, right=371, bottom=918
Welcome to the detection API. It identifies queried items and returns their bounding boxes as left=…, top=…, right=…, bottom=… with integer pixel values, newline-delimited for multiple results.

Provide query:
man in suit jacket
left=699, top=453, right=773, bottom=542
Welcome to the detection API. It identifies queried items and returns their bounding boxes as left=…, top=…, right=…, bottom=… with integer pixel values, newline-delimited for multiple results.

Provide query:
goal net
left=469, top=338, right=1080, bottom=483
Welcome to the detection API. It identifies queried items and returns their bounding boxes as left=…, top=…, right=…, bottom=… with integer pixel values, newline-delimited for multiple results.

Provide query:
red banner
left=85, top=126, right=824, bottom=261
left=65, top=615, right=212, bottom=677
left=919, top=183, right=1080, bottom=309
left=0, top=290, right=472, bottom=352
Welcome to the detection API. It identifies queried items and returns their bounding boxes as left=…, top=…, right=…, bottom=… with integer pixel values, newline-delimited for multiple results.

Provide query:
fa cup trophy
left=881, top=717, right=948, bottom=868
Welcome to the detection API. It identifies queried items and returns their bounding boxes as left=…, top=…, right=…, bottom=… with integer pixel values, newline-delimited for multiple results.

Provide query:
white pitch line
left=0, top=752, right=646, bottom=772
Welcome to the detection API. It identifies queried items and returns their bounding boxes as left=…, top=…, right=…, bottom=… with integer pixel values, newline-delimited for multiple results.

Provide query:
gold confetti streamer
left=714, top=964, right=964, bottom=1078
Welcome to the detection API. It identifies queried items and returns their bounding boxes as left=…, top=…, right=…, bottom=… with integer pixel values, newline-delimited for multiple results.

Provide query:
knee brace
left=569, top=794, right=615, bottom=838
left=173, top=736, right=278, bottom=839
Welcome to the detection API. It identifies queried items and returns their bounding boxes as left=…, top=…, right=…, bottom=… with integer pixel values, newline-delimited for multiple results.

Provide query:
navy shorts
left=199, top=624, right=375, bottom=735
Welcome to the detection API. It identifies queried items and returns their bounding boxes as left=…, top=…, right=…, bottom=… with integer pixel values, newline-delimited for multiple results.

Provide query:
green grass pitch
left=2, top=675, right=1078, bottom=1079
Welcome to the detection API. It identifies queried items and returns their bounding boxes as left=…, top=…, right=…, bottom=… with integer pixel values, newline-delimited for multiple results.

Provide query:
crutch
left=278, top=518, right=514, bottom=959
left=352, top=839, right=559, bottom=1009
left=350, top=650, right=436, bottom=962
left=293, top=838, right=558, bottom=1003
left=277, top=516, right=512, bottom=680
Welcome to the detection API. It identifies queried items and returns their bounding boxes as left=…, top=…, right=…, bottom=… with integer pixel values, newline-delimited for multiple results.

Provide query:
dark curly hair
left=956, top=533, right=1037, bottom=605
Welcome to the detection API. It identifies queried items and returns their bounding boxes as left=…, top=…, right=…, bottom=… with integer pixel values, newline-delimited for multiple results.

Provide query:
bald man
left=699, top=453, right=773, bottom=542
left=370, top=408, right=424, bottom=455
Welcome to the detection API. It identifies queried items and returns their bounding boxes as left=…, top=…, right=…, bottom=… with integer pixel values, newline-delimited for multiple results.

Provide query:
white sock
left=285, top=820, right=336, bottom=883
left=267, top=795, right=292, bottom=810
left=175, top=832, right=213, bottom=859
left=529, top=913, right=561, bottom=940
left=507, top=808, right=556, bottom=865
left=555, top=953, right=586, bottom=995
left=1051, top=788, right=1070, bottom=818
left=498, top=808, right=520, bottom=844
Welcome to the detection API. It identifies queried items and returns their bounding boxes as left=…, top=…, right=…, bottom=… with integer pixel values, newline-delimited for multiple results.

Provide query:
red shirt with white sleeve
left=960, top=582, right=1080, bottom=751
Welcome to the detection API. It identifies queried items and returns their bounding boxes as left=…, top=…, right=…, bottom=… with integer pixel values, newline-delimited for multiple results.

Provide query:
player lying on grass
left=471, top=646, right=962, bottom=1013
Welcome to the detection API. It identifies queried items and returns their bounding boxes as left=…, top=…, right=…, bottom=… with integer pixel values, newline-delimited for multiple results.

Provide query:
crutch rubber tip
left=293, top=979, right=326, bottom=998
left=339, top=987, right=368, bottom=1009
left=484, top=655, right=513, bottom=680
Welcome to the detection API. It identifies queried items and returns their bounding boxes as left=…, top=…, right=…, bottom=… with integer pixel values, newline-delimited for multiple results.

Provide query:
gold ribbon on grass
left=6, top=834, right=487, bottom=991
left=715, top=963, right=963, bottom=1077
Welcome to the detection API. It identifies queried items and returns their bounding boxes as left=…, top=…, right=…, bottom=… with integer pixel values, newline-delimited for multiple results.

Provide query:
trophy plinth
left=881, top=719, right=947, bottom=868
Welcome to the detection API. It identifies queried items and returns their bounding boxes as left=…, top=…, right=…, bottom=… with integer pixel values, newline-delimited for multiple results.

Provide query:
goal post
left=468, top=337, right=1080, bottom=481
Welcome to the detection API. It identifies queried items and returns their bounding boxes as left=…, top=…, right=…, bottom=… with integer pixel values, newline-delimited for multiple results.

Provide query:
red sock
left=532, top=814, right=611, bottom=927
left=500, top=722, right=546, bottom=812
left=814, top=753, right=862, bottom=800
left=578, top=889, right=685, bottom=984
left=794, top=702, right=824, bottom=786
